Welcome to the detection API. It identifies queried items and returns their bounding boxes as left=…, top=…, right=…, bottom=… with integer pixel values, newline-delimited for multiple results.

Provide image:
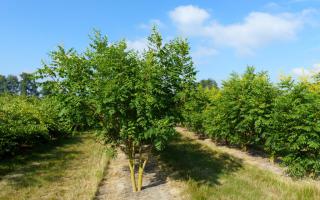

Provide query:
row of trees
left=3, top=28, right=318, bottom=188
left=183, top=67, right=320, bottom=178
left=0, top=94, right=72, bottom=157
left=0, top=73, right=39, bottom=96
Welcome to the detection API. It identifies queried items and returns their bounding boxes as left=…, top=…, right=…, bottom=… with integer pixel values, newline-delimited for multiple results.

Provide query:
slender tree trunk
left=128, top=142, right=137, bottom=192
left=129, top=159, right=137, bottom=192
left=137, top=159, right=147, bottom=191
left=137, top=145, right=148, bottom=191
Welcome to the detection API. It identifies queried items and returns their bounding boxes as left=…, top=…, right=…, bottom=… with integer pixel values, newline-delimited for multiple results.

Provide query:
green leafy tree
left=266, top=79, right=320, bottom=177
left=182, top=85, right=216, bottom=135
left=37, top=46, right=94, bottom=131
left=206, top=67, right=276, bottom=149
left=20, top=72, right=38, bottom=96
left=6, top=75, right=19, bottom=94
left=36, top=29, right=196, bottom=191
left=200, top=78, right=218, bottom=89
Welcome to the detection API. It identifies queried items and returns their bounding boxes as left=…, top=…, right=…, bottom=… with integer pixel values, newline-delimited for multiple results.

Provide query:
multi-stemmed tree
left=37, top=28, right=196, bottom=191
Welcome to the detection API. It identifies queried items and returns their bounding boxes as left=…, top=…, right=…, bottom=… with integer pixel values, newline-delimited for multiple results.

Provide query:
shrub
left=266, top=79, right=320, bottom=177
left=0, top=95, right=47, bottom=156
left=39, top=96, right=72, bottom=137
left=0, top=95, right=72, bottom=157
left=182, top=85, right=212, bottom=134
left=204, top=67, right=276, bottom=149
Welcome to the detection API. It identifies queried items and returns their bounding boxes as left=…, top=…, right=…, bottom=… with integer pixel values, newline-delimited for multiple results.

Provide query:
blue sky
left=1, top=0, right=320, bottom=83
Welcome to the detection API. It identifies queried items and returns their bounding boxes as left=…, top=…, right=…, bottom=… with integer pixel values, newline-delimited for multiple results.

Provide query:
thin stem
left=128, top=140, right=137, bottom=192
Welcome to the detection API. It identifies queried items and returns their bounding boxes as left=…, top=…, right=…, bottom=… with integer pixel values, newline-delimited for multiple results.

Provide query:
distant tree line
left=0, top=73, right=39, bottom=96
left=199, top=78, right=218, bottom=89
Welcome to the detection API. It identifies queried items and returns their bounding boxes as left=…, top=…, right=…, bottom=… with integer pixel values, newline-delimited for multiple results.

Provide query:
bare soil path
left=175, top=127, right=285, bottom=176
left=94, top=149, right=183, bottom=200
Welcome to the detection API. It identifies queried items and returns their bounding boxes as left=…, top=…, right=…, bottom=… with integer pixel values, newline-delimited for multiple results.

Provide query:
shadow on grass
left=158, top=134, right=243, bottom=186
left=0, top=135, right=84, bottom=188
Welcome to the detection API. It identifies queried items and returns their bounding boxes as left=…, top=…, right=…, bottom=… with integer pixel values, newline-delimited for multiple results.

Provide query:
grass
left=159, top=134, right=320, bottom=200
left=0, top=132, right=112, bottom=200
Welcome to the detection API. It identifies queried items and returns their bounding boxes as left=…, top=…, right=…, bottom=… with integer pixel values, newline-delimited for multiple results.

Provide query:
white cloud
left=292, top=64, right=320, bottom=77
left=169, top=5, right=209, bottom=25
left=126, top=38, right=148, bottom=52
left=208, top=12, right=304, bottom=55
left=169, top=5, right=314, bottom=55
left=169, top=5, right=210, bottom=35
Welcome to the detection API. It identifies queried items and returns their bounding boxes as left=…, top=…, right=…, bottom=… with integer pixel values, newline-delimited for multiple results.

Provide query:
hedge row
left=183, top=67, right=320, bottom=178
left=0, top=95, right=71, bottom=157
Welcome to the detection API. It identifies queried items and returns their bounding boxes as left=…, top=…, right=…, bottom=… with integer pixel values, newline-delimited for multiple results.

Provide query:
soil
left=94, top=149, right=184, bottom=200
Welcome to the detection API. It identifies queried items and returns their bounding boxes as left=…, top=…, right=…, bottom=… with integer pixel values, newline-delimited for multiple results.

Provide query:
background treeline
left=0, top=73, right=39, bottom=96
left=183, top=67, right=320, bottom=178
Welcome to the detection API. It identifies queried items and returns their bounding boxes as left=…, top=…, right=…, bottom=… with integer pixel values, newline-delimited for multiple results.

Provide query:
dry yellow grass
left=0, top=132, right=112, bottom=200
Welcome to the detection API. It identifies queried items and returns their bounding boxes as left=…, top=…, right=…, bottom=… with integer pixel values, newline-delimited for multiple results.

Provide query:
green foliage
left=20, top=72, right=38, bottom=96
left=39, top=96, right=73, bottom=137
left=37, top=28, right=196, bottom=152
left=37, top=46, right=95, bottom=131
left=0, top=73, right=39, bottom=96
left=266, top=79, right=320, bottom=177
left=6, top=75, right=19, bottom=94
left=0, top=75, right=8, bottom=93
left=182, top=85, right=216, bottom=134
left=0, top=95, right=71, bottom=157
left=183, top=67, right=320, bottom=178
left=200, top=78, right=218, bottom=89
left=36, top=28, right=197, bottom=191
left=0, top=95, right=46, bottom=156
left=205, top=67, right=276, bottom=147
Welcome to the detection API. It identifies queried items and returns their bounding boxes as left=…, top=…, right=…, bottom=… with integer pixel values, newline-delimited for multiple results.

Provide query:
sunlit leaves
left=36, top=28, right=196, bottom=153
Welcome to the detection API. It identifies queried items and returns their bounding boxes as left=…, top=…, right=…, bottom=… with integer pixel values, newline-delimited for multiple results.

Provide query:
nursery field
left=1, top=29, right=320, bottom=200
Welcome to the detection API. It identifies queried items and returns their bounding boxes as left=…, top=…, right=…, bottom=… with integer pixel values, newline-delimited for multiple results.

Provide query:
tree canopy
left=36, top=28, right=197, bottom=191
